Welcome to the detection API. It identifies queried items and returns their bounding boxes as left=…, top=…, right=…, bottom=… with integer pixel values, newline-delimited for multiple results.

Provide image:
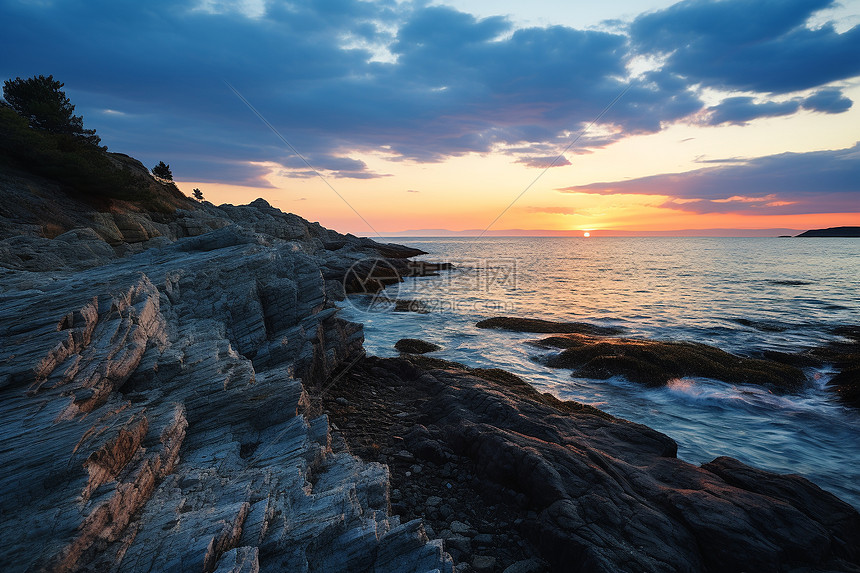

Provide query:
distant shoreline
left=377, top=228, right=806, bottom=238
left=795, top=226, right=860, bottom=237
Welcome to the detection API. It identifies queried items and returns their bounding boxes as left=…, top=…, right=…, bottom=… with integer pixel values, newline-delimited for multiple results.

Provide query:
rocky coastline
left=1, top=174, right=859, bottom=572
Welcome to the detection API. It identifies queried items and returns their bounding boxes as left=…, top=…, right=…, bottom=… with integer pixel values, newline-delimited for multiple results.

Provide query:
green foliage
left=2, top=75, right=101, bottom=146
left=192, top=187, right=204, bottom=201
left=0, top=104, right=143, bottom=200
left=152, top=161, right=173, bottom=180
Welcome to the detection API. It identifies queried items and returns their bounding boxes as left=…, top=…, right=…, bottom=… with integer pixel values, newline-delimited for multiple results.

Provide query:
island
left=796, top=226, right=860, bottom=237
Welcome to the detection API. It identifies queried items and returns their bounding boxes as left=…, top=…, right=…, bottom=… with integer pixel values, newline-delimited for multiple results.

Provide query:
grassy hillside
left=0, top=103, right=191, bottom=213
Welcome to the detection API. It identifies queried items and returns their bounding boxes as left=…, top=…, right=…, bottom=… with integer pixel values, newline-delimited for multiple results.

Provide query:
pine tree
left=192, top=188, right=204, bottom=201
left=152, top=161, right=173, bottom=180
left=2, top=75, right=101, bottom=146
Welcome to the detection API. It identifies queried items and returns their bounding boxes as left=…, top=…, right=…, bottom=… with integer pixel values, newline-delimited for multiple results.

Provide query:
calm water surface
left=338, top=237, right=860, bottom=508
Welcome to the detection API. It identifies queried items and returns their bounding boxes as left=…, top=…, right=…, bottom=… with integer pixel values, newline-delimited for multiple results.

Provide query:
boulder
left=396, top=338, right=443, bottom=354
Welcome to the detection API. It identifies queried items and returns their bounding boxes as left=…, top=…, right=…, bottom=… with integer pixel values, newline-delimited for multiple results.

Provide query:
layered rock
left=0, top=202, right=452, bottom=572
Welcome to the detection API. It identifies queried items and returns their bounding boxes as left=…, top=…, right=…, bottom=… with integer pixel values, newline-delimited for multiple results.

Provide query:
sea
left=337, top=237, right=860, bottom=509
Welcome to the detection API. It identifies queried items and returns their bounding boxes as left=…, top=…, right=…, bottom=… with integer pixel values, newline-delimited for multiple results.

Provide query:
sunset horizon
left=3, top=0, right=858, bottom=236
left=2, top=2, right=860, bottom=571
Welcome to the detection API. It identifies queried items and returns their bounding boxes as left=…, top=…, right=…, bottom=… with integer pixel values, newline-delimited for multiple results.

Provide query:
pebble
left=426, top=496, right=443, bottom=507
left=445, top=534, right=472, bottom=554
left=450, top=520, right=473, bottom=535
left=335, top=396, right=348, bottom=405
left=439, top=504, right=454, bottom=519
left=502, top=558, right=548, bottom=573
left=472, top=555, right=497, bottom=572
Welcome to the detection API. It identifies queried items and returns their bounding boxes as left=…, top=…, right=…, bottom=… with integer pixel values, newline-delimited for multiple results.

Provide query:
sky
left=1, top=0, right=859, bottom=236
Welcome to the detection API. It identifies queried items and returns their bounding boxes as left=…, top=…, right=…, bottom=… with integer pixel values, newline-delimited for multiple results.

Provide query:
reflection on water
left=339, top=237, right=860, bottom=508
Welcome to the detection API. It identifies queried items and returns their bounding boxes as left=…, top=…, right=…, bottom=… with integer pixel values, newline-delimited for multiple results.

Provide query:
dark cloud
left=0, top=0, right=703, bottom=183
left=802, top=88, right=854, bottom=113
left=515, top=155, right=572, bottom=168
left=630, top=0, right=860, bottom=94
left=706, top=88, right=854, bottom=125
left=0, top=0, right=858, bottom=191
left=560, top=143, right=860, bottom=214
left=707, top=97, right=801, bottom=125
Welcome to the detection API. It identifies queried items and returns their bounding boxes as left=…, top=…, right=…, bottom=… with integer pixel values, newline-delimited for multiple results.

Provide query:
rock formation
left=2, top=165, right=859, bottom=572
left=0, top=194, right=452, bottom=572
left=324, top=356, right=860, bottom=573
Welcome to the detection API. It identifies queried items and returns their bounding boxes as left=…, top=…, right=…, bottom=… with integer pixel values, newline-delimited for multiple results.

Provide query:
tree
left=2, top=75, right=100, bottom=146
left=192, top=188, right=204, bottom=201
left=152, top=161, right=173, bottom=180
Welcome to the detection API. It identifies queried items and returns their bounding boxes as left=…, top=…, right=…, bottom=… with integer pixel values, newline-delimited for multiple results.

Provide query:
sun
left=583, top=231, right=591, bottom=237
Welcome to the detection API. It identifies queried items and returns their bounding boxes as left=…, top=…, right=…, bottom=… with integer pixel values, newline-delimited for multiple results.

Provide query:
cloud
left=706, top=88, right=853, bottom=125
left=0, top=0, right=704, bottom=183
left=630, top=0, right=860, bottom=94
left=280, top=154, right=390, bottom=180
left=706, top=97, right=801, bottom=125
left=1, top=0, right=857, bottom=190
left=515, top=155, right=571, bottom=168
left=802, top=88, right=854, bottom=113
left=560, top=142, right=860, bottom=214
left=406, top=189, right=420, bottom=193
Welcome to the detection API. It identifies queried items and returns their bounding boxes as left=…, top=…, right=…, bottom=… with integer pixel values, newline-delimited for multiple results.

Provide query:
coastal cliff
left=1, top=166, right=859, bottom=572
left=0, top=178, right=452, bottom=572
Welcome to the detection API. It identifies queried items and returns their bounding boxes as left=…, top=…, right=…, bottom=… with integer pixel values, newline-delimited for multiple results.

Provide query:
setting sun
left=583, top=231, right=591, bottom=237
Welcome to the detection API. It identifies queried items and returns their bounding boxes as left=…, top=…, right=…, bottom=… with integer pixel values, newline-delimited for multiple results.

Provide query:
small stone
left=445, top=534, right=471, bottom=554
left=503, top=558, right=549, bottom=573
left=335, top=396, right=348, bottom=405
left=411, top=464, right=423, bottom=474
left=405, top=471, right=412, bottom=477
left=472, top=555, right=496, bottom=572
left=450, top=520, right=472, bottom=535
left=394, top=338, right=442, bottom=354
left=426, top=496, right=443, bottom=507
left=439, top=504, right=454, bottom=520
left=391, top=489, right=402, bottom=501
left=473, top=533, right=494, bottom=545
left=394, top=450, right=415, bottom=462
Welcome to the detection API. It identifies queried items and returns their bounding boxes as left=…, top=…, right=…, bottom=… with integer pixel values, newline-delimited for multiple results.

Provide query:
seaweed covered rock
left=395, top=338, right=442, bottom=354
left=536, top=334, right=807, bottom=391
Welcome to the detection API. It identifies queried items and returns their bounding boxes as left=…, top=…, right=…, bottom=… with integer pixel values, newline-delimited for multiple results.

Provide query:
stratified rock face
left=337, top=357, right=860, bottom=573
left=0, top=215, right=452, bottom=572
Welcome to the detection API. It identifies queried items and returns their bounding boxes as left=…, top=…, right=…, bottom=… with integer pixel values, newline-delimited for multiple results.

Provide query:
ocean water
left=337, top=237, right=860, bottom=508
